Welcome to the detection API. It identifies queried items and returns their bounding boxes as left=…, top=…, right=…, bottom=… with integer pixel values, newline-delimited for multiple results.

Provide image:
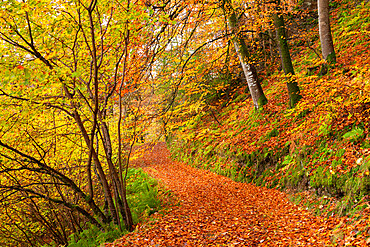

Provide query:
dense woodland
left=0, top=0, right=370, bottom=246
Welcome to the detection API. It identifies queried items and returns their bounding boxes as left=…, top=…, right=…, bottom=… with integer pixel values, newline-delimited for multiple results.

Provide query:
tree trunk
left=318, top=0, right=336, bottom=75
left=64, top=86, right=118, bottom=225
left=224, top=1, right=267, bottom=110
left=273, top=1, right=302, bottom=108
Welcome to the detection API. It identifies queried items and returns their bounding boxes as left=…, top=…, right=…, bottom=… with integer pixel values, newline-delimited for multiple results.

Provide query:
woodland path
left=106, top=143, right=340, bottom=246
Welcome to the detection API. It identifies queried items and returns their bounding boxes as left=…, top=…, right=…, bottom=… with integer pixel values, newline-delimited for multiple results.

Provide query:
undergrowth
left=65, top=168, right=165, bottom=247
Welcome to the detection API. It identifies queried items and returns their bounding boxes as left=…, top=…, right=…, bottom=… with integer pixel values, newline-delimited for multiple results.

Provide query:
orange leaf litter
left=106, top=143, right=340, bottom=246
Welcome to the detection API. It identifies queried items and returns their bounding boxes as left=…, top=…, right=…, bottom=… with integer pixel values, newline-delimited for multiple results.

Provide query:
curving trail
left=106, top=143, right=339, bottom=246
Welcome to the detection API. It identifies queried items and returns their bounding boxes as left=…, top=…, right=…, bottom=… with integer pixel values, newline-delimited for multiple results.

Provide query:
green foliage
left=68, top=223, right=124, bottom=247
left=342, top=127, right=364, bottom=142
left=318, top=122, right=332, bottom=137
left=67, top=168, right=164, bottom=247
left=126, top=168, right=163, bottom=223
left=310, top=165, right=334, bottom=189
left=266, top=128, right=279, bottom=139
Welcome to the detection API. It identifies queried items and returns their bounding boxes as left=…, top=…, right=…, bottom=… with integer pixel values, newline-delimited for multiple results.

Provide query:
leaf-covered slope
left=169, top=0, right=370, bottom=200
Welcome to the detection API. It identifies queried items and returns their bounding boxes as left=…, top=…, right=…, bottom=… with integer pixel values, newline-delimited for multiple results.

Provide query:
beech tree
left=272, top=0, right=302, bottom=107
left=222, top=0, right=268, bottom=110
left=318, top=0, right=336, bottom=74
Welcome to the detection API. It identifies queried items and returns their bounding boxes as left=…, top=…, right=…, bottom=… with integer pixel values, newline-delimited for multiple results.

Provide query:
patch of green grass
left=126, top=168, right=164, bottom=223
left=68, top=223, right=124, bottom=247
left=66, top=168, right=166, bottom=247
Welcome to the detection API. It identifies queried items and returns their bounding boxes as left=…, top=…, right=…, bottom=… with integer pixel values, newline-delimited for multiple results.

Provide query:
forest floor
left=106, top=143, right=342, bottom=246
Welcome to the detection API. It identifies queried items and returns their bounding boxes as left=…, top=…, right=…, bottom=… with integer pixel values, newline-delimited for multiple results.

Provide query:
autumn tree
left=272, top=0, right=302, bottom=107
left=0, top=0, right=182, bottom=245
left=158, top=0, right=272, bottom=138
left=156, top=2, right=233, bottom=133
left=222, top=0, right=268, bottom=110
left=318, top=0, right=336, bottom=75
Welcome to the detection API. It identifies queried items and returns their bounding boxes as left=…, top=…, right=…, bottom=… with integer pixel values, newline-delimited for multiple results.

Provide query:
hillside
left=165, top=0, right=370, bottom=244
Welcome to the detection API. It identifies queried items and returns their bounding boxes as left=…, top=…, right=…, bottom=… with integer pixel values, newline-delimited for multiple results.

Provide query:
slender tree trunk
left=99, top=120, right=133, bottom=228
left=116, top=22, right=134, bottom=231
left=273, top=1, right=302, bottom=108
left=318, top=0, right=336, bottom=75
left=223, top=1, right=267, bottom=110
left=64, top=86, right=117, bottom=224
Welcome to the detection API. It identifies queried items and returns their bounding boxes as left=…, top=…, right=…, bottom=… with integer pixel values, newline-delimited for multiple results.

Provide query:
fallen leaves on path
left=106, top=143, right=341, bottom=246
